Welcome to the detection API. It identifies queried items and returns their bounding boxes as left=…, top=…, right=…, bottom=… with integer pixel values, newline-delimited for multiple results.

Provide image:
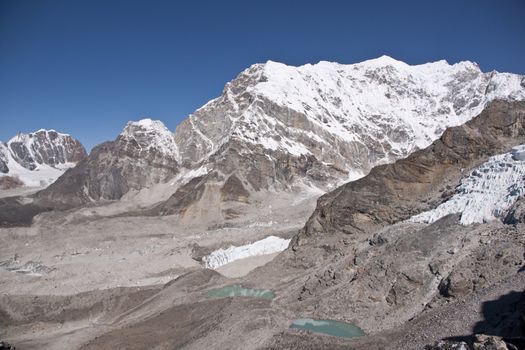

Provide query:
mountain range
left=1, top=57, right=524, bottom=350
left=4, top=56, right=525, bottom=226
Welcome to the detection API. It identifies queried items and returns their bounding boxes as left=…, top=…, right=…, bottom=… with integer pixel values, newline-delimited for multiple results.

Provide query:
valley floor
left=1, top=190, right=523, bottom=350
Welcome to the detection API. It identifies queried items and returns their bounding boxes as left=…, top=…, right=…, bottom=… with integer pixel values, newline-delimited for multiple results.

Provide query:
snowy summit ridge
left=173, top=56, right=525, bottom=185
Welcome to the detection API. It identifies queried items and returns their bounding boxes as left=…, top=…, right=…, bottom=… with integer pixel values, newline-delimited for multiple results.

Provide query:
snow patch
left=172, top=166, right=209, bottom=185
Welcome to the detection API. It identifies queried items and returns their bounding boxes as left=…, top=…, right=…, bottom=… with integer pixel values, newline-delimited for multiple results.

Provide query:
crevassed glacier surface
left=410, top=145, right=525, bottom=225
left=202, top=236, right=290, bottom=269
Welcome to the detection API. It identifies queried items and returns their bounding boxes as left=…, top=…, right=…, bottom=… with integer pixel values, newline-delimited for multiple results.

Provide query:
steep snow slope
left=175, top=56, right=525, bottom=187
left=410, top=145, right=525, bottom=225
left=0, top=130, right=86, bottom=188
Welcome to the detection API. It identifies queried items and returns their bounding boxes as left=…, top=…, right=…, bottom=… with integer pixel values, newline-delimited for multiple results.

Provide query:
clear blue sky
left=1, top=0, right=524, bottom=151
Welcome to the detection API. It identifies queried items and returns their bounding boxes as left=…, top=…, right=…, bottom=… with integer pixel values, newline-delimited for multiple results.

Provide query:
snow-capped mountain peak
left=120, top=118, right=180, bottom=161
left=175, top=57, right=525, bottom=180
left=7, top=129, right=85, bottom=170
left=0, top=129, right=86, bottom=188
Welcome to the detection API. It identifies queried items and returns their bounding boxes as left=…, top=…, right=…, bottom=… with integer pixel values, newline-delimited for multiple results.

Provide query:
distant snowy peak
left=120, top=118, right=180, bottom=161
left=0, top=129, right=86, bottom=188
left=8, top=129, right=86, bottom=170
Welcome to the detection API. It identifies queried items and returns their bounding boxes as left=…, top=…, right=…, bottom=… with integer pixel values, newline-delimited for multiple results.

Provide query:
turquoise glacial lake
left=207, top=284, right=275, bottom=300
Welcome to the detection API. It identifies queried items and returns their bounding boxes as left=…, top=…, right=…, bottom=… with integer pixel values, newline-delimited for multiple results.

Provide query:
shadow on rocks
left=428, top=285, right=525, bottom=350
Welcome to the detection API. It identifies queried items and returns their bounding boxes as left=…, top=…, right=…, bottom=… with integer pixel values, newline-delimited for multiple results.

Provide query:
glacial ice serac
left=410, top=145, right=525, bottom=225
left=202, top=236, right=291, bottom=269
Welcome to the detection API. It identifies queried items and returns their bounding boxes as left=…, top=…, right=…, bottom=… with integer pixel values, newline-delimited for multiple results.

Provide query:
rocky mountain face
left=298, top=100, right=525, bottom=240
left=8, top=129, right=85, bottom=170
left=37, top=120, right=179, bottom=207
left=257, top=100, right=525, bottom=349
left=36, top=57, right=525, bottom=221
left=0, top=130, right=86, bottom=189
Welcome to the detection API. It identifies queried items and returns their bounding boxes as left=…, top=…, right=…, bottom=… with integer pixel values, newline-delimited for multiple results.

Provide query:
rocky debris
left=504, top=197, right=525, bottom=225
left=293, top=219, right=523, bottom=332
left=0, top=176, right=24, bottom=190
left=436, top=233, right=524, bottom=299
left=284, top=216, right=487, bottom=330
left=424, top=340, right=470, bottom=350
left=299, top=100, right=525, bottom=240
left=0, top=341, right=15, bottom=350
left=472, top=335, right=521, bottom=350
left=425, top=335, right=524, bottom=350
left=0, top=256, right=55, bottom=276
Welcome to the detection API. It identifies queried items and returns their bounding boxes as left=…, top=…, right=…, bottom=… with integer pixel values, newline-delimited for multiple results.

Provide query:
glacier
left=202, top=236, right=291, bottom=269
left=410, top=145, right=525, bottom=225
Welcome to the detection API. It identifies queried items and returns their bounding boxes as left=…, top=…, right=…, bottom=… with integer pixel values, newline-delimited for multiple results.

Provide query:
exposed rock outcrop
left=504, top=197, right=525, bottom=225
left=36, top=120, right=180, bottom=208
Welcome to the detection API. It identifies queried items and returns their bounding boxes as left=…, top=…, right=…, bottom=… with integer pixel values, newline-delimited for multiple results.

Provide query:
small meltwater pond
left=290, top=318, right=365, bottom=339
left=207, top=284, right=275, bottom=300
